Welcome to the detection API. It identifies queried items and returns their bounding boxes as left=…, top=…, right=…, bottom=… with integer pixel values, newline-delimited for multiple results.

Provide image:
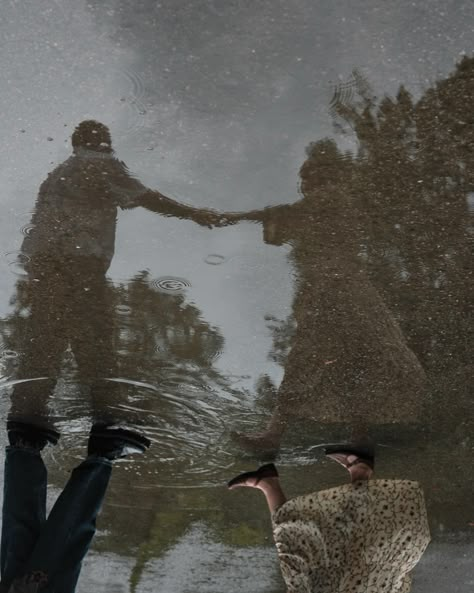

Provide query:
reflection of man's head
left=72, top=120, right=113, bottom=154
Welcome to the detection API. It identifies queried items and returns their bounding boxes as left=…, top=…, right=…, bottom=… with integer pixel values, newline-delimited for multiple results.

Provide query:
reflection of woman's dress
left=272, top=480, right=430, bottom=593
left=261, top=195, right=427, bottom=426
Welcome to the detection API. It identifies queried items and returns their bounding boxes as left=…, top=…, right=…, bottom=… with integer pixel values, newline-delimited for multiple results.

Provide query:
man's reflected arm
left=134, top=190, right=233, bottom=228
left=217, top=204, right=292, bottom=225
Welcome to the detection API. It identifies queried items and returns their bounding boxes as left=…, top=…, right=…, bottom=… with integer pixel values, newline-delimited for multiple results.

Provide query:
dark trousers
left=1, top=447, right=112, bottom=592
left=10, top=256, right=118, bottom=420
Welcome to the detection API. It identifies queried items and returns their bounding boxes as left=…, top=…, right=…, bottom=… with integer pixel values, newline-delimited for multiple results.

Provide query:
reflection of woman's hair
left=298, top=139, right=344, bottom=195
left=71, top=120, right=112, bottom=152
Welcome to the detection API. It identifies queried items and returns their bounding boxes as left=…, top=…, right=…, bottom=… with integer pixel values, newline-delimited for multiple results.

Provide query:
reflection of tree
left=264, top=314, right=296, bottom=368
left=330, top=58, right=473, bottom=411
left=235, top=58, right=474, bottom=454
left=0, top=270, right=230, bottom=419
left=113, top=270, right=227, bottom=391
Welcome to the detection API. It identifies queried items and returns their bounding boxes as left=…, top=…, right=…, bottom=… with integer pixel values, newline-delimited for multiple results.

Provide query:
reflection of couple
left=3, top=119, right=429, bottom=593
left=12, top=120, right=426, bottom=444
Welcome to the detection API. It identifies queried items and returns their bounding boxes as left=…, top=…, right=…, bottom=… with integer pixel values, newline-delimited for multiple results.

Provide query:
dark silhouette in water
left=228, top=138, right=427, bottom=455
left=227, top=58, right=474, bottom=456
left=6, top=120, right=229, bottom=420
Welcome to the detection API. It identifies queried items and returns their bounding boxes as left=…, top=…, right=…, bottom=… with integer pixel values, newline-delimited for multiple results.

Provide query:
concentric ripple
left=113, top=69, right=150, bottom=136
left=204, top=254, right=227, bottom=265
left=20, top=224, right=36, bottom=236
left=4, top=251, right=30, bottom=276
left=44, top=376, right=244, bottom=487
left=329, top=69, right=374, bottom=119
left=151, top=276, right=191, bottom=294
left=1, top=350, right=19, bottom=360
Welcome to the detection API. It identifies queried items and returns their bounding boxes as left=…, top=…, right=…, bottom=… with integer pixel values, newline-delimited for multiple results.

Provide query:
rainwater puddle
left=0, top=3, right=473, bottom=592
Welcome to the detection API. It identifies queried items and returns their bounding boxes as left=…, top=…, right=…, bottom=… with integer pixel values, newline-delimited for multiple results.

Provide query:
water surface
left=0, top=1, right=473, bottom=591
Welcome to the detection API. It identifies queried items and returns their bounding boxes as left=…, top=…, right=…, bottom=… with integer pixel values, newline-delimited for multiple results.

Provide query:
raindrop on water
left=204, top=254, right=227, bottom=265
left=151, top=276, right=191, bottom=294
left=20, top=224, right=35, bottom=236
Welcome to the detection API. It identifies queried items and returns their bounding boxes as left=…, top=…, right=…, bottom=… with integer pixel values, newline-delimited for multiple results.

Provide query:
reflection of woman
left=228, top=444, right=431, bottom=593
left=228, top=140, right=427, bottom=454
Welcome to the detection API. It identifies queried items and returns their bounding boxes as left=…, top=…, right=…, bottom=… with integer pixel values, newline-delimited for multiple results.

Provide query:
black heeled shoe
left=227, top=463, right=278, bottom=489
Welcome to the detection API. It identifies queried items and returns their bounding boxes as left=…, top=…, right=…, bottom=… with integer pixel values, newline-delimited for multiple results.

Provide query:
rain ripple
left=150, top=276, right=191, bottom=294
left=20, top=224, right=35, bottom=236
left=3, top=251, right=30, bottom=276
left=204, top=254, right=227, bottom=265
left=48, top=377, right=239, bottom=487
left=113, top=69, right=149, bottom=136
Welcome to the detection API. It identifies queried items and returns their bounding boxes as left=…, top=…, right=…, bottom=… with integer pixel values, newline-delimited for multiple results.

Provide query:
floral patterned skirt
left=272, top=480, right=430, bottom=593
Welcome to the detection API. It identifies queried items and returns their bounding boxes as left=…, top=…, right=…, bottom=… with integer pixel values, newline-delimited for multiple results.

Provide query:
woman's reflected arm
left=135, top=190, right=290, bottom=230
left=218, top=203, right=295, bottom=226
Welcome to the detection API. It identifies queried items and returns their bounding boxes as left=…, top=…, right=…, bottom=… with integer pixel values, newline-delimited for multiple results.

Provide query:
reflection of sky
left=80, top=535, right=474, bottom=593
left=1, top=0, right=473, bottom=390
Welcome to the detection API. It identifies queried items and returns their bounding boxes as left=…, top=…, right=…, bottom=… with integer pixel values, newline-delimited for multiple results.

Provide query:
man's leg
left=69, top=262, right=119, bottom=421
left=23, top=425, right=150, bottom=592
left=0, top=447, right=47, bottom=589
left=10, top=265, right=69, bottom=418
left=22, top=455, right=112, bottom=592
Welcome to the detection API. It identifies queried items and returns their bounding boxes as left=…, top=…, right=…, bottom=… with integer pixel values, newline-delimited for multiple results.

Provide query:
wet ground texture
left=0, top=1, right=473, bottom=592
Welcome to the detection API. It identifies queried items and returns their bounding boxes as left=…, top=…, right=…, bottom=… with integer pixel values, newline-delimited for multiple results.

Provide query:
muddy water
left=0, top=1, right=473, bottom=592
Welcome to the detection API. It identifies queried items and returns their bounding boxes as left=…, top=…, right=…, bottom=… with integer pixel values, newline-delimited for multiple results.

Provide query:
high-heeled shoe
left=324, top=443, right=375, bottom=469
left=227, top=463, right=278, bottom=489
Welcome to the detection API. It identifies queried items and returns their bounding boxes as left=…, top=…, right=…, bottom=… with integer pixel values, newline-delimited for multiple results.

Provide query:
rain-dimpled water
left=0, top=2, right=472, bottom=592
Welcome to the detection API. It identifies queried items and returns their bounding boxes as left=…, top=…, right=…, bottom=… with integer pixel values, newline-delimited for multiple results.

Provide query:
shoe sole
left=90, top=425, right=151, bottom=451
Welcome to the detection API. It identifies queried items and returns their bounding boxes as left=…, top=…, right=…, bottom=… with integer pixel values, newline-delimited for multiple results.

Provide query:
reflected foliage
left=331, top=57, right=473, bottom=414
left=263, top=57, right=473, bottom=435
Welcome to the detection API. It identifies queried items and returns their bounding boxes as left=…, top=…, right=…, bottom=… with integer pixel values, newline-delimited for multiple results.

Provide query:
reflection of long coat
left=258, top=188, right=426, bottom=425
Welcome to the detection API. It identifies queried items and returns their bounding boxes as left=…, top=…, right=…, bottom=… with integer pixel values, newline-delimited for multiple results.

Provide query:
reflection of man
left=12, top=120, right=227, bottom=418
left=0, top=418, right=150, bottom=593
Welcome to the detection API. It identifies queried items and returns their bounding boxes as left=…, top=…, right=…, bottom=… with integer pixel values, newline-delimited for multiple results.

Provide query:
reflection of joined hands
left=195, top=210, right=242, bottom=228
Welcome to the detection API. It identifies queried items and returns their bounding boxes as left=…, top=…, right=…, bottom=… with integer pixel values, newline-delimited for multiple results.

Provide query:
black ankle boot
left=7, top=419, right=60, bottom=451
left=87, top=423, right=151, bottom=460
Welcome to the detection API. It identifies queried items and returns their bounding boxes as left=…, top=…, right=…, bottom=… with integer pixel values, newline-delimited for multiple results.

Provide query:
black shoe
left=7, top=418, right=60, bottom=451
left=227, top=463, right=278, bottom=489
left=88, top=423, right=151, bottom=460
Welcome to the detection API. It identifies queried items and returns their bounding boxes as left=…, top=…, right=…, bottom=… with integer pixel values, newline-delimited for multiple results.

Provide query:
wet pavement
left=0, top=1, right=473, bottom=591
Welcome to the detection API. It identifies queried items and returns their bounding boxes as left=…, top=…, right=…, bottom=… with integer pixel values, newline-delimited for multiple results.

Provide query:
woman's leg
left=231, top=406, right=287, bottom=458
left=257, top=477, right=287, bottom=513
left=326, top=453, right=374, bottom=482
left=228, top=467, right=287, bottom=514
